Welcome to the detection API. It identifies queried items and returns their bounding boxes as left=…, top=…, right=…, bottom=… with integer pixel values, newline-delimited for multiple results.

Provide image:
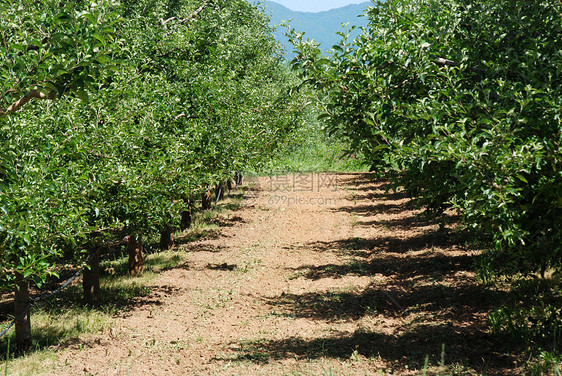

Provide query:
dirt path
left=41, top=173, right=517, bottom=375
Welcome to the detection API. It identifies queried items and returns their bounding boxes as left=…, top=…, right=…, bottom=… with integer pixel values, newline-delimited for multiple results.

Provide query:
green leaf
left=92, top=33, right=105, bottom=44
left=515, top=174, right=528, bottom=183
left=76, top=89, right=89, bottom=103
left=82, top=13, right=97, bottom=25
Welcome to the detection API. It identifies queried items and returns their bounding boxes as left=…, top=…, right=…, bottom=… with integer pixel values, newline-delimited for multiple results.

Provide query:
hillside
left=263, top=1, right=371, bottom=59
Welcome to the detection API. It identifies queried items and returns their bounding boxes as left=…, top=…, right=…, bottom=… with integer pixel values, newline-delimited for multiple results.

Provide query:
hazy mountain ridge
left=263, top=1, right=371, bottom=59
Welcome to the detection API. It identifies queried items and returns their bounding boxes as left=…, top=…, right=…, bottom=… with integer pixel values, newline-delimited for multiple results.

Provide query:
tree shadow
left=336, top=201, right=411, bottom=215
left=262, top=280, right=501, bottom=322
left=223, top=325, right=513, bottom=375
left=361, top=212, right=461, bottom=230
left=340, top=173, right=384, bottom=190
left=232, top=274, right=511, bottom=374
left=219, top=175, right=516, bottom=374
left=207, top=263, right=237, bottom=271
left=288, top=252, right=474, bottom=281
left=211, top=215, right=245, bottom=227
left=304, top=228, right=463, bottom=258
left=179, top=242, right=224, bottom=254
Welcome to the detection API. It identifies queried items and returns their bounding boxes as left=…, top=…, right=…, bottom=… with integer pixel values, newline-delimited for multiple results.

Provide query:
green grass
left=526, top=351, right=562, bottom=376
left=264, top=118, right=367, bottom=173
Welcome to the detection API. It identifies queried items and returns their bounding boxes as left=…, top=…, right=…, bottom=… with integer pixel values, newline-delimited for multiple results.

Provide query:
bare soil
left=38, top=173, right=520, bottom=375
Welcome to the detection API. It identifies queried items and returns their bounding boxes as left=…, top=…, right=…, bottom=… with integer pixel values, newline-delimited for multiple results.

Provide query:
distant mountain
left=262, top=1, right=371, bottom=59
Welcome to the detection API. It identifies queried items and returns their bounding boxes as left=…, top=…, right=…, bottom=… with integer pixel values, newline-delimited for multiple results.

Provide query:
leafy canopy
left=288, top=0, right=562, bottom=276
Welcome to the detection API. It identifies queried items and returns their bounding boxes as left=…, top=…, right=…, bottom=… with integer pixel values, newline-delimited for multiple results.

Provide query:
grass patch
left=0, top=305, right=110, bottom=376
left=262, top=116, right=367, bottom=173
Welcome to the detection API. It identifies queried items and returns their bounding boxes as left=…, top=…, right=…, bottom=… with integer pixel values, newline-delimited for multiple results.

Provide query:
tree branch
left=0, top=90, right=56, bottom=116
left=434, top=57, right=458, bottom=67
left=433, top=57, right=486, bottom=76
left=162, top=0, right=213, bottom=27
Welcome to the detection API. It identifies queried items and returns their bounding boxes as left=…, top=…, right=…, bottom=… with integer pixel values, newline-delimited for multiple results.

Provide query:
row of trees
left=289, top=0, right=562, bottom=347
left=1, top=0, right=304, bottom=351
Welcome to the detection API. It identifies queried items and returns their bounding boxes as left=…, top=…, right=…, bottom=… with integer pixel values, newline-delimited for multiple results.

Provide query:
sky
left=268, top=0, right=371, bottom=13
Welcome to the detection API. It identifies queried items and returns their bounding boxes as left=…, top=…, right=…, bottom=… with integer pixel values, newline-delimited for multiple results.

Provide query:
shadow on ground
left=225, top=328, right=512, bottom=374
left=304, top=229, right=464, bottom=257
left=288, top=252, right=474, bottom=280
left=221, top=174, right=516, bottom=375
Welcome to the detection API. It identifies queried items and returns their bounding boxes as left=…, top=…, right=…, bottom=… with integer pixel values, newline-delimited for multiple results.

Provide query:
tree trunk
left=14, top=274, right=32, bottom=353
left=226, top=179, right=233, bottom=191
left=202, top=190, right=212, bottom=210
left=128, top=235, right=144, bottom=275
left=159, top=226, right=175, bottom=251
left=236, top=172, right=243, bottom=186
left=215, top=183, right=225, bottom=202
left=82, top=248, right=101, bottom=306
left=180, top=206, right=192, bottom=230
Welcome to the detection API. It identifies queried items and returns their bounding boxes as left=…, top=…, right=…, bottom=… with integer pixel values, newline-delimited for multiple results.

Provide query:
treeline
left=289, top=0, right=562, bottom=354
left=0, top=0, right=304, bottom=351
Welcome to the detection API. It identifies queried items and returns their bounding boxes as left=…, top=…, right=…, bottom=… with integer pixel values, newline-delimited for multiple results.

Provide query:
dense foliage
left=1, top=0, right=121, bottom=288
left=289, top=0, right=562, bottom=276
left=1, top=0, right=304, bottom=349
left=288, top=0, right=562, bottom=351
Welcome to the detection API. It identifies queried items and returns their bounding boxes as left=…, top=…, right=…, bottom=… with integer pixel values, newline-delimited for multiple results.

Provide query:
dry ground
left=32, top=173, right=520, bottom=375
